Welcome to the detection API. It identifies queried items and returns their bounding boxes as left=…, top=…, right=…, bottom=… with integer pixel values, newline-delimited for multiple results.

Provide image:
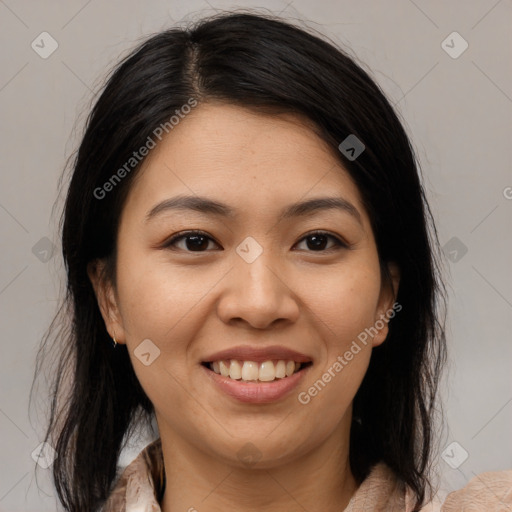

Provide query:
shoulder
left=348, top=462, right=512, bottom=511
left=435, top=468, right=512, bottom=511
left=102, top=438, right=164, bottom=512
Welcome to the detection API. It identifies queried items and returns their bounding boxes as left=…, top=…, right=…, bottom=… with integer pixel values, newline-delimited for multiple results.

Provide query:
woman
left=33, top=11, right=511, bottom=512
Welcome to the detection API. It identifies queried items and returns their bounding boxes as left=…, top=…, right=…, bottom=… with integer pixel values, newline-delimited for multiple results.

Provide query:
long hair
left=31, top=11, right=447, bottom=512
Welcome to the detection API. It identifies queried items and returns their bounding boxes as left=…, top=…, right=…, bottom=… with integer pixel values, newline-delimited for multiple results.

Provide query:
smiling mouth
left=201, top=360, right=313, bottom=382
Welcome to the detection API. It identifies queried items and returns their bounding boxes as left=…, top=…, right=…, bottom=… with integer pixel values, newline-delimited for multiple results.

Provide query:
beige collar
left=102, top=437, right=512, bottom=512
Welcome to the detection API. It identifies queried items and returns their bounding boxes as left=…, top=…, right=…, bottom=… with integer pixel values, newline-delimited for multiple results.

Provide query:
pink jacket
left=102, top=438, right=512, bottom=511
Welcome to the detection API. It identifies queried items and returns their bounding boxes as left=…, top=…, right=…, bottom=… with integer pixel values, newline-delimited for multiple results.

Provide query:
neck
left=160, top=417, right=358, bottom=512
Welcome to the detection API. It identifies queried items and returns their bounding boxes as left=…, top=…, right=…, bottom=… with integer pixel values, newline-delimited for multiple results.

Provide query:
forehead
left=123, top=102, right=367, bottom=223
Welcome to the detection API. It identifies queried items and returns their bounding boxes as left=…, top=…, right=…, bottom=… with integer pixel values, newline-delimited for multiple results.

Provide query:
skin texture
left=88, top=102, right=400, bottom=511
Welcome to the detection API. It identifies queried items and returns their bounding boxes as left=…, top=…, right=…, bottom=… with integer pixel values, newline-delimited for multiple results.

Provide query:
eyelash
left=162, top=230, right=348, bottom=253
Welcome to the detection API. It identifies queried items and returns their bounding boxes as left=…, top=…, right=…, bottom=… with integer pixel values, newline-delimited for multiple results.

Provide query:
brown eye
left=294, top=231, right=347, bottom=252
left=164, top=231, right=220, bottom=252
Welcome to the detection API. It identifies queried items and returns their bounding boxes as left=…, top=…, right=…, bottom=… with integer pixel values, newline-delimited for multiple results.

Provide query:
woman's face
left=90, top=102, right=399, bottom=468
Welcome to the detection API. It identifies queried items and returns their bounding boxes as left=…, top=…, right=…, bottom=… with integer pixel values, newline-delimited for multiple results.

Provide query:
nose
left=216, top=250, right=300, bottom=330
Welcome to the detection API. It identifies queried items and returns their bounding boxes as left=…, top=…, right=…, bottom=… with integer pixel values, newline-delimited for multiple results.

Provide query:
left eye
left=293, top=231, right=346, bottom=252
left=163, top=230, right=346, bottom=252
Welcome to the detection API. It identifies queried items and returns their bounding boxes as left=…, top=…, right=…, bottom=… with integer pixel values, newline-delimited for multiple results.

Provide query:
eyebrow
left=145, top=194, right=362, bottom=225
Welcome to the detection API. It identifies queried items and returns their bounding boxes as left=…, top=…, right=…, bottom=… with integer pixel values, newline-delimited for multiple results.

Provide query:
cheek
left=115, top=246, right=208, bottom=339
left=305, top=262, right=382, bottom=345
left=296, top=262, right=380, bottom=407
left=114, top=252, right=209, bottom=417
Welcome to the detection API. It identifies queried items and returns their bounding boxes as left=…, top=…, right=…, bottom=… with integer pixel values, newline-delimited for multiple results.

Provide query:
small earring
left=111, top=332, right=118, bottom=348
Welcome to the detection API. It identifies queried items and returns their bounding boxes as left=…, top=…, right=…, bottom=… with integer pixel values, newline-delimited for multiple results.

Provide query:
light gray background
left=1, top=1, right=511, bottom=511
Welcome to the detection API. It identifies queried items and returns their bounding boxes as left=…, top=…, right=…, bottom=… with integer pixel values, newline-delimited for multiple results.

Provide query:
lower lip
left=201, top=364, right=311, bottom=404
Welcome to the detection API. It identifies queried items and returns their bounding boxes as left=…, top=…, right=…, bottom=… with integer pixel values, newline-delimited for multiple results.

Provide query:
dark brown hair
left=32, top=10, right=447, bottom=512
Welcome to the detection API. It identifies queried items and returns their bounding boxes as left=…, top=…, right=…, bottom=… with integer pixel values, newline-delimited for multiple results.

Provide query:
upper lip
left=202, top=345, right=313, bottom=364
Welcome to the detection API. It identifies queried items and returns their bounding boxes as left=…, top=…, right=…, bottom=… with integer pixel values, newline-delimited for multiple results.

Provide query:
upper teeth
left=210, top=360, right=302, bottom=381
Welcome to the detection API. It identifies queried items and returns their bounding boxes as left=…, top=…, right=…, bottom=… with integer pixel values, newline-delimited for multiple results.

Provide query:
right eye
left=162, top=230, right=221, bottom=252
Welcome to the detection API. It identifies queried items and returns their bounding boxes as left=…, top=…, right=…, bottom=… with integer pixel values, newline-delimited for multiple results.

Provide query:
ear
left=87, top=259, right=126, bottom=344
left=372, top=261, right=401, bottom=347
